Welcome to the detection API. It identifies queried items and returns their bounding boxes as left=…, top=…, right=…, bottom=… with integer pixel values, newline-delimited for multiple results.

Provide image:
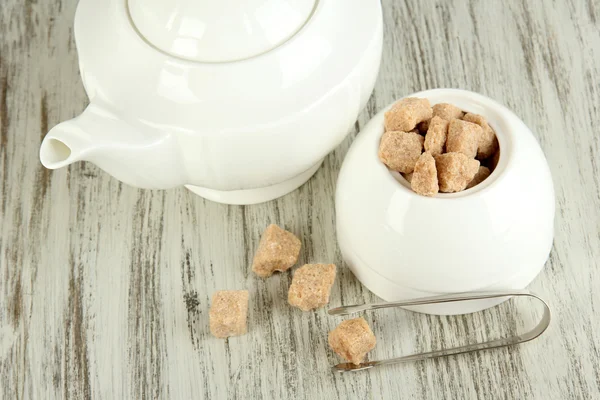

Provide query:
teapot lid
left=128, top=0, right=316, bottom=63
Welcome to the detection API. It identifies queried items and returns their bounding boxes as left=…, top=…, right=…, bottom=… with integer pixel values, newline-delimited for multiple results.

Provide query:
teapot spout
left=39, top=134, right=78, bottom=170
left=40, top=103, right=186, bottom=189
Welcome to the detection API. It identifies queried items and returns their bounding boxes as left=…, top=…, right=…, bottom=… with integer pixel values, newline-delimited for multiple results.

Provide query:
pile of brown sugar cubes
left=209, top=224, right=376, bottom=366
left=379, top=97, right=500, bottom=196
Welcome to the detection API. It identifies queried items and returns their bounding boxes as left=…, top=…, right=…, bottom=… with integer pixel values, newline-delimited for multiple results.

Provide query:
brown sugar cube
left=209, top=290, right=249, bottom=338
left=462, top=113, right=499, bottom=159
left=435, top=152, right=480, bottom=193
left=378, top=131, right=424, bottom=173
left=328, top=318, right=376, bottom=365
left=424, top=116, right=449, bottom=156
left=420, top=102, right=463, bottom=132
left=411, top=152, right=439, bottom=196
left=402, top=172, right=413, bottom=184
left=288, top=264, right=336, bottom=311
left=466, top=166, right=491, bottom=189
left=252, top=224, right=301, bottom=278
left=446, top=119, right=482, bottom=158
left=432, top=103, right=464, bottom=121
left=384, top=97, right=432, bottom=132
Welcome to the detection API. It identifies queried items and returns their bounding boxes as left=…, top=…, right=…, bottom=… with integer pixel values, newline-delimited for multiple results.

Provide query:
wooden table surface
left=1, top=0, right=599, bottom=399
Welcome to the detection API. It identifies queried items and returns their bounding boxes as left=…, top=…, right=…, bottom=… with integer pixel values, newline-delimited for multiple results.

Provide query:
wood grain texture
left=1, top=0, right=599, bottom=399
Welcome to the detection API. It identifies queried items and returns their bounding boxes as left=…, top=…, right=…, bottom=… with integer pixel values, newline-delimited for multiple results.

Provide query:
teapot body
left=57, top=0, right=383, bottom=203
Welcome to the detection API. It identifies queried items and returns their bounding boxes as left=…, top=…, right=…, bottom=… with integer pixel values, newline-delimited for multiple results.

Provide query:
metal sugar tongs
left=328, top=290, right=551, bottom=372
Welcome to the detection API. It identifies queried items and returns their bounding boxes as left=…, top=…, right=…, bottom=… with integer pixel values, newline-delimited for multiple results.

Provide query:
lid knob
left=128, top=0, right=316, bottom=63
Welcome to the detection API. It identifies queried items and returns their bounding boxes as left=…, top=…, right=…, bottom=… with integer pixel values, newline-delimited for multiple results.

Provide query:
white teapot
left=40, top=0, right=383, bottom=204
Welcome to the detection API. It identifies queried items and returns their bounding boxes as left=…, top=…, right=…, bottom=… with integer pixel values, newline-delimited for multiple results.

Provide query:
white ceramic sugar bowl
left=39, top=0, right=383, bottom=205
left=336, top=89, right=555, bottom=315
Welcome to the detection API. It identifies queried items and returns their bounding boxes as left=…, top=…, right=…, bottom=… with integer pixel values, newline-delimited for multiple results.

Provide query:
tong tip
left=327, top=307, right=346, bottom=316
left=332, top=362, right=376, bottom=372
left=328, top=304, right=368, bottom=316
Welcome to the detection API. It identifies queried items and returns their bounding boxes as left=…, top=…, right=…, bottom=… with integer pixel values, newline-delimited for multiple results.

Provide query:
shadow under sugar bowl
left=335, top=89, right=555, bottom=315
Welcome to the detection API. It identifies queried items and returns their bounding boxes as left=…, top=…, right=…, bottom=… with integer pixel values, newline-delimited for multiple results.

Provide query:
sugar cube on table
left=209, top=290, right=249, bottom=338
left=328, top=318, right=377, bottom=365
left=251, top=224, right=301, bottom=278
left=288, top=264, right=337, bottom=311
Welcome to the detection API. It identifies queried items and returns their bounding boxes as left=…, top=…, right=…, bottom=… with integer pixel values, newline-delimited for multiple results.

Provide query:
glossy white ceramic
left=128, top=0, right=317, bottom=62
left=336, top=89, right=555, bottom=315
left=39, top=0, right=383, bottom=205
